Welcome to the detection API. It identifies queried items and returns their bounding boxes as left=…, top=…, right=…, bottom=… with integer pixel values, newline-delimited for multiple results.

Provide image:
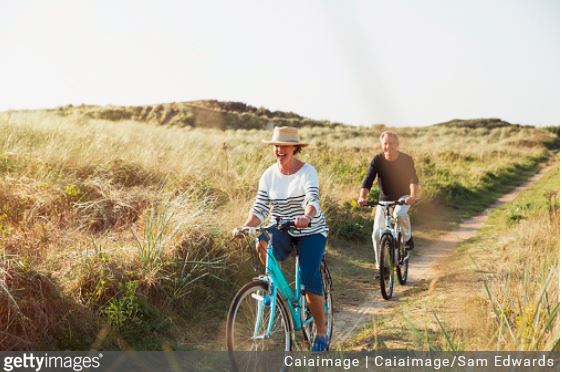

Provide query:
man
left=357, top=131, right=419, bottom=268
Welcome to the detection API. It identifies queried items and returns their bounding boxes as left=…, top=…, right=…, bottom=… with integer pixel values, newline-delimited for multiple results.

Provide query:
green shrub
left=102, top=280, right=153, bottom=331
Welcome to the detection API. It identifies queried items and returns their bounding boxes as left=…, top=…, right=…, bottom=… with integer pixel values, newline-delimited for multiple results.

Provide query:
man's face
left=380, top=135, right=399, bottom=159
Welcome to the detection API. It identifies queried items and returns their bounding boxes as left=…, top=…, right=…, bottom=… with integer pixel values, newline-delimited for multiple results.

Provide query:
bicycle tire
left=226, top=280, right=292, bottom=351
left=379, top=235, right=394, bottom=300
left=396, top=233, right=409, bottom=285
left=300, top=259, right=334, bottom=350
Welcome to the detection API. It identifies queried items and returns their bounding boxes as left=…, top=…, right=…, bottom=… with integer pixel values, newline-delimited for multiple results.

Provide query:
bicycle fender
left=322, top=259, right=334, bottom=292
left=379, top=229, right=394, bottom=240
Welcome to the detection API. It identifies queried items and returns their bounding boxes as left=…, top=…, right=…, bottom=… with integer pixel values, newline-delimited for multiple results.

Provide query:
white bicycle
left=364, top=200, right=409, bottom=300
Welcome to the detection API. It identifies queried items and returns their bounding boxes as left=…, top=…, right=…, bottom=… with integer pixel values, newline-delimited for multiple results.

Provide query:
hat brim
left=262, top=140, right=309, bottom=146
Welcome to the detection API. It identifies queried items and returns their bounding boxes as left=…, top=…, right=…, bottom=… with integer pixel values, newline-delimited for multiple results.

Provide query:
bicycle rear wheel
left=226, top=280, right=292, bottom=351
left=301, top=259, right=334, bottom=350
left=396, top=233, right=409, bottom=285
left=379, top=235, right=394, bottom=300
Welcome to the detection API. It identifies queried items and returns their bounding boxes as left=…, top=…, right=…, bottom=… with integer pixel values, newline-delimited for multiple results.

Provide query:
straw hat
left=262, top=126, right=308, bottom=146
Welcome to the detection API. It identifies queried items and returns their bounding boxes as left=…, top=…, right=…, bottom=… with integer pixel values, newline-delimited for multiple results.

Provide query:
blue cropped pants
left=258, top=229, right=327, bottom=296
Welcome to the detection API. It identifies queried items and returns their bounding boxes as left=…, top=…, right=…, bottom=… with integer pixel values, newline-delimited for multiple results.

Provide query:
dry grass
left=0, top=108, right=557, bottom=349
left=389, top=165, right=560, bottom=351
left=468, top=167, right=560, bottom=351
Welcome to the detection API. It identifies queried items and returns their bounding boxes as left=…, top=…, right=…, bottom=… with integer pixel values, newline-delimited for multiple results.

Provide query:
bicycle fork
left=390, top=213, right=409, bottom=266
left=252, top=240, right=295, bottom=339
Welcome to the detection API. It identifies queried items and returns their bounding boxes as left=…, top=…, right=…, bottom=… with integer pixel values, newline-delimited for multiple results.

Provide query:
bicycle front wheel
left=396, top=233, right=409, bottom=285
left=226, top=280, right=292, bottom=351
left=379, top=235, right=394, bottom=300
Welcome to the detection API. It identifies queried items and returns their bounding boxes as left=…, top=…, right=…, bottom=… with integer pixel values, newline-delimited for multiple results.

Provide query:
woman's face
left=273, top=145, right=296, bottom=167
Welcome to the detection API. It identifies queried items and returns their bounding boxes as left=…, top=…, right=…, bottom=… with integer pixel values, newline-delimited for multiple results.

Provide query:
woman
left=235, top=126, right=330, bottom=352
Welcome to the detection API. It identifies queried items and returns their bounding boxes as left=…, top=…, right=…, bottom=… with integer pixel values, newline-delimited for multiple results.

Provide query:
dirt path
left=332, top=163, right=553, bottom=348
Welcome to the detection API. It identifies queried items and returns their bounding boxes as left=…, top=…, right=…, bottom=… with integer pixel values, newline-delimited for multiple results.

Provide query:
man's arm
left=358, top=188, right=370, bottom=206
left=404, top=155, right=419, bottom=206
left=405, top=183, right=418, bottom=205
left=358, top=156, right=377, bottom=206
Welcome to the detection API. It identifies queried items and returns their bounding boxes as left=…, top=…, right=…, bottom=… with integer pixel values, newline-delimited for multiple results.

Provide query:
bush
left=322, top=197, right=371, bottom=241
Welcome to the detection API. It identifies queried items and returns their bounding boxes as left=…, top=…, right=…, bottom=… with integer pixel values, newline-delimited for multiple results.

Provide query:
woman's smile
left=274, top=145, right=294, bottom=165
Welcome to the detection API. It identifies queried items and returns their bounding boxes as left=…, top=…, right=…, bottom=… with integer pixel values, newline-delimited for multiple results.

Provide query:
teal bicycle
left=226, top=220, right=334, bottom=351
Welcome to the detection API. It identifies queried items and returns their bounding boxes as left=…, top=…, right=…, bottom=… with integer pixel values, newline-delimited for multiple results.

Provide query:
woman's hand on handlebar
left=232, top=226, right=257, bottom=237
left=294, top=215, right=311, bottom=228
left=232, top=227, right=244, bottom=238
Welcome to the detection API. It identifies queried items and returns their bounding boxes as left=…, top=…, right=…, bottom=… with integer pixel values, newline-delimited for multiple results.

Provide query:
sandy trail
left=333, top=164, right=552, bottom=347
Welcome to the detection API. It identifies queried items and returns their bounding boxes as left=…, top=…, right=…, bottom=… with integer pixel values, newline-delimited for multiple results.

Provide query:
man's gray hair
left=379, top=131, right=399, bottom=143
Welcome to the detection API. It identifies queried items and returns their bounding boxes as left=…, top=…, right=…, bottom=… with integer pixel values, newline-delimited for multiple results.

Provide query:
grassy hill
left=0, top=103, right=558, bottom=350
left=48, top=100, right=344, bottom=130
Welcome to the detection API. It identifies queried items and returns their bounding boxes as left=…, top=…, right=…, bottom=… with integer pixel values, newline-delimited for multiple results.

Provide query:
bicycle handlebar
left=234, top=219, right=310, bottom=237
left=362, top=200, right=407, bottom=208
left=234, top=226, right=260, bottom=236
left=279, top=220, right=297, bottom=231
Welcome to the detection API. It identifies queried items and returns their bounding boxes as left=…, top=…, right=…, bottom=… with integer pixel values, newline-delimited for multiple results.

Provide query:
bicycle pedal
left=251, top=293, right=272, bottom=307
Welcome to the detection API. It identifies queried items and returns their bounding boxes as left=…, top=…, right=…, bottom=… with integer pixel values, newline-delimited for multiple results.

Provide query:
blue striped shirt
left=251, top=163, right=329, bottom=237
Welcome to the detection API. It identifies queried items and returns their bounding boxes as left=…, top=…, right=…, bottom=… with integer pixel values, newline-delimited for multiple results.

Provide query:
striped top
left=251, top=163, right=329, bottom=237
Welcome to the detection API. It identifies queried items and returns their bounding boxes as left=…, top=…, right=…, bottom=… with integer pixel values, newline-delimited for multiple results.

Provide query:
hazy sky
left=1, top=0, right=559, bottom=126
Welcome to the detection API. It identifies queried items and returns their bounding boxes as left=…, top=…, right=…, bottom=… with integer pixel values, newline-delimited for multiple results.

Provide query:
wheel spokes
left=231, top=285, right=289, bottom=351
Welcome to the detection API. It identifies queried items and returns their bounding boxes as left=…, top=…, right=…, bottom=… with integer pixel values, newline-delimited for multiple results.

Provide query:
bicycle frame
left=255, top=233, right=314, bottom=339
left=377, top=202, right=403, bottom=265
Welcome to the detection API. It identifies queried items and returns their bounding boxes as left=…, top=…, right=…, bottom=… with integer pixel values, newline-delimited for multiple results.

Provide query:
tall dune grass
left=403, top=166, right=559, bottom=351
left=0, top=109, right=557, bottom=349
left=476, top=168, right=560, bottom=350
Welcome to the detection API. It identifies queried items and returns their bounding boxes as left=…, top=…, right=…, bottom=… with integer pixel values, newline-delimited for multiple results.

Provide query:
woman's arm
left=242, top=213, right=261, bottom=227
left=248, top=171, right=271, bottom=225
left=297, top=165, right=321, bottom=228
left=294, top=204, right=316, bottom=228
left=233, top=172, right=270, bottom=236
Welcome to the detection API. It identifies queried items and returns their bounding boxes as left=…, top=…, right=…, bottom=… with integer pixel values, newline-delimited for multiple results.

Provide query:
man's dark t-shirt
left=361, top=152, right=419, bottom=201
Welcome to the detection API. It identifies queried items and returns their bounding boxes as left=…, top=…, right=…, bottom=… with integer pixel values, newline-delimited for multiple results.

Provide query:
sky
left=0, top=0, right=559, bottom=126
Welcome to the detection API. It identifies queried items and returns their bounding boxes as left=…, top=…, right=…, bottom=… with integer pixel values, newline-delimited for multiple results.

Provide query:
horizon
left=0, top=100, right=554, bottom=129
left=1, top=0, right=559, bottom=126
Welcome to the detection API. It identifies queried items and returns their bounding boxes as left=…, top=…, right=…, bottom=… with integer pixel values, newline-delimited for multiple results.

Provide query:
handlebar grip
left=279, top=219, right=311, bottom=231
left=362, top=200, right=406, bottom=207
left=280, top=221, right=295, bottom=230
left=233, top=226, right=258, bottom=237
